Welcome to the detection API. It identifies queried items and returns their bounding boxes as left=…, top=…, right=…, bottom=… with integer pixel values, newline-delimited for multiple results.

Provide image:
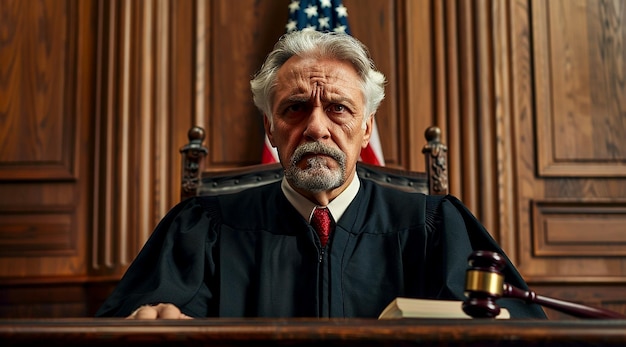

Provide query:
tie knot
left=311, top=207, right=332, bottom=247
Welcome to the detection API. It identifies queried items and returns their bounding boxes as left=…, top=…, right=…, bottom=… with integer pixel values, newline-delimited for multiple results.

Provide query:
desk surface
left=2, top=318, right=626, bottom=346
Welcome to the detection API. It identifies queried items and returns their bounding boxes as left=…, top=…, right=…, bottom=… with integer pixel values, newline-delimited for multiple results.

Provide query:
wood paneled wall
left=0, top=0, right=624, bottom=319
left=0, top=0, right=96, bottom=277
left=507, top=0, right=626, bottom=318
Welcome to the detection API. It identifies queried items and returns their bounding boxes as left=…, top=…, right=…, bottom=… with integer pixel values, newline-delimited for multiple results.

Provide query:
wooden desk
left=1, top=318, right=626, bottom=346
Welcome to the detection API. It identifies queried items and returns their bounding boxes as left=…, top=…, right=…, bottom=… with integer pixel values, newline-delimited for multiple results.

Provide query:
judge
left=96, top=30, right=546, bottom=319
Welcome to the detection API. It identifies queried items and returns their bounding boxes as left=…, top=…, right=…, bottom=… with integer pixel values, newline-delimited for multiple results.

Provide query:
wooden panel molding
left=0, top=0, right=95, bottom=280
left=0, top=206, right=76, bottom=257
left=520, top=198, right=626, bottom=282
left=421, top=0, right=516, bottom=240
left=506, top=0, right=626, bottom=295
left=0, top=279, right=118, bottom=318
left=91, top=0, right=213, bottom=276
left=533, top=0, right=626, bottom=177
left=0, top=0, right=78, bottom=181
left=91, top=0, right=181, bottom=275
left=532, top=200, right=626, bottom=257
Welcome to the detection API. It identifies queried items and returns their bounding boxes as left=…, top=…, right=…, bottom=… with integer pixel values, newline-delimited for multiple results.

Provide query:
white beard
left=284, top=142, right=347, bottom=193
left=289, top=156, right=344, bottom=192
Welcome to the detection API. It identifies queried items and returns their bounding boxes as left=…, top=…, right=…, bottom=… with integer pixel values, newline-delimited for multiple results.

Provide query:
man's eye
left=327, top=104, right=347, bottom=113
left=285, top=104, right=305, bottom=114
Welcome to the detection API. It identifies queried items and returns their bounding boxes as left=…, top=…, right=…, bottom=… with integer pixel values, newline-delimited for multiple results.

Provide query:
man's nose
left=303, top=106, right=330, bottom=141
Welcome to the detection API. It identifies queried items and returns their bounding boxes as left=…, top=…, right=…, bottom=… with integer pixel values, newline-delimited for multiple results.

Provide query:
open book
left=378, top=297, right=510, bottom=319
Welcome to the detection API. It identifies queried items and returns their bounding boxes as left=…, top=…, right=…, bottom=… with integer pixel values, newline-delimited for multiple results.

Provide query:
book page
left=378, top=297, right=510, bottom=319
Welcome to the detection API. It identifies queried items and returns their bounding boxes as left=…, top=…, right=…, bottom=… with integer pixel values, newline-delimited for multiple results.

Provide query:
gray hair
left=250, top=30, right=386, bottom=126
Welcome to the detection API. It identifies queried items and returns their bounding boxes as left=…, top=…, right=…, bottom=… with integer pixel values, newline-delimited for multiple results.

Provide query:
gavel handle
left=503, top=283, right=625, bottom=319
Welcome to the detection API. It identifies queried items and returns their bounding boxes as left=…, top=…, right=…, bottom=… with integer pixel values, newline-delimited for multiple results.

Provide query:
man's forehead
left=279, top=56, right=356, bottom=78
left=277, top=59, right=357, bottom=91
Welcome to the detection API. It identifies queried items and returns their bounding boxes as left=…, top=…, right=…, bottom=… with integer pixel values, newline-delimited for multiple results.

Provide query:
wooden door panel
left=532, top=201, right=626, bottom=258
left=534, top=0, right=626, bottom=177
left=0, top=0, right=76, bottom=180
left=0, top=0, right=94, bottom=278
left=511, top=0, right=626, bottom=299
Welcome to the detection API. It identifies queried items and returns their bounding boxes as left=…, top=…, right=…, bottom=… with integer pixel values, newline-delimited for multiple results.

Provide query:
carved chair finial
left=180, top=126, right=208, bottom=200
left=422, top=126, right=449, bottom=195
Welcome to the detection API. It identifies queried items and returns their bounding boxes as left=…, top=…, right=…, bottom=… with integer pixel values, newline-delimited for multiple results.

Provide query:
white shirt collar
left=281, top=173, right=361, bottom=223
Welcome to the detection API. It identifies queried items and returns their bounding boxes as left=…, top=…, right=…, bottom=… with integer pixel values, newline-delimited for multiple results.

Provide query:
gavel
left=462, top=250, right=626, bottom=319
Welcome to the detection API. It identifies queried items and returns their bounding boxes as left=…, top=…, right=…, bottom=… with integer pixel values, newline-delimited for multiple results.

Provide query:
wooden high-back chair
left=180, top=126, right=448, bottom=200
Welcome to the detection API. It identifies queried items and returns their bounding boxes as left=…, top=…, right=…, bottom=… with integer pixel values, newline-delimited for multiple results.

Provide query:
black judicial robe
left=96, top=179, right=546, bottom=319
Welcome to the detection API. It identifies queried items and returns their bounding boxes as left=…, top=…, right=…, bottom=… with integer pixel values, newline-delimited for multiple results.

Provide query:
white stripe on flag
left=366, top=120, right=385, bottom=166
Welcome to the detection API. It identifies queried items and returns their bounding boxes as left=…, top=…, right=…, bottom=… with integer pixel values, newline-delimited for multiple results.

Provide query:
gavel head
left=462, top=250, right=506, bottom=318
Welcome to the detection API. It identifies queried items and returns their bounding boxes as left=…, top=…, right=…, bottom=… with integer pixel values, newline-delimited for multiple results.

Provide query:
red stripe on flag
left=262, top=146, right=277, bottom=163
left=262, top=135, right=279, bottom=164
left=359, top=144, right=382, bottom=166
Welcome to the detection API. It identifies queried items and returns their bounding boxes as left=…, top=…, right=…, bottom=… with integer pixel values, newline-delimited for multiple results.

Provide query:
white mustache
left=290, top=142, right=346, bottom=165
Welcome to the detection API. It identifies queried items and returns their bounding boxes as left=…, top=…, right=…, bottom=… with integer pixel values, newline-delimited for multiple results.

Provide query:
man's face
left=265, top=56, right=372, bottom=198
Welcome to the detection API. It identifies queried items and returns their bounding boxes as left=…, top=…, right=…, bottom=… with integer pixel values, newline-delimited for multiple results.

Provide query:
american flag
left=286, top=0, right=350, bottom=34
left=262, top=0, right=385, bottom=166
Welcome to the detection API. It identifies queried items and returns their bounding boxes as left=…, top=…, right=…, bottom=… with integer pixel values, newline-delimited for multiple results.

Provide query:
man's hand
left=126, top=303, right=193, bottom=319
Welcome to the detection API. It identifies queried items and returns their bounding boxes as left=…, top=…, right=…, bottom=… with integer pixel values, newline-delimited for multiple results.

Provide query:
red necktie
left=311, top=207, right=332, bottom=247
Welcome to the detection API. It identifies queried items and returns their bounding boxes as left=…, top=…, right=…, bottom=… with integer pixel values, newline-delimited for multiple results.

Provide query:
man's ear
left=361, top=114, right=374, bottom=148
left=263, top=114, right=276, bottom=146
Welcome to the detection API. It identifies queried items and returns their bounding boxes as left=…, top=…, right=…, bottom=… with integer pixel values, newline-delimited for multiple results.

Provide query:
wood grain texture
left=0, top=206, right=75, bottom=257
left=425, top=0, right=503, bottom=234
left=507, top=0, right=626, bottom=298
left=2, top=318, right=626, bottom=346
left=91, top=0, right=190, bottom=274
left=0, top=0, right=75, bottom=180
left=534, top=0, right=626, bottom=176
left=208, top=0, right=286, bottom=166
left=0, top=0, right=95, bottom=279
left=533, top=200, right=626, bottom=257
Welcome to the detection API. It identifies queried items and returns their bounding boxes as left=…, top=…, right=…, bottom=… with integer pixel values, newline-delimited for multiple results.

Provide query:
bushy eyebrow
left=275, top=95, right=310, bottom=113
left=273, top=82, right=360, bottom=114
left=275, top=95, right=357, bottom=115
